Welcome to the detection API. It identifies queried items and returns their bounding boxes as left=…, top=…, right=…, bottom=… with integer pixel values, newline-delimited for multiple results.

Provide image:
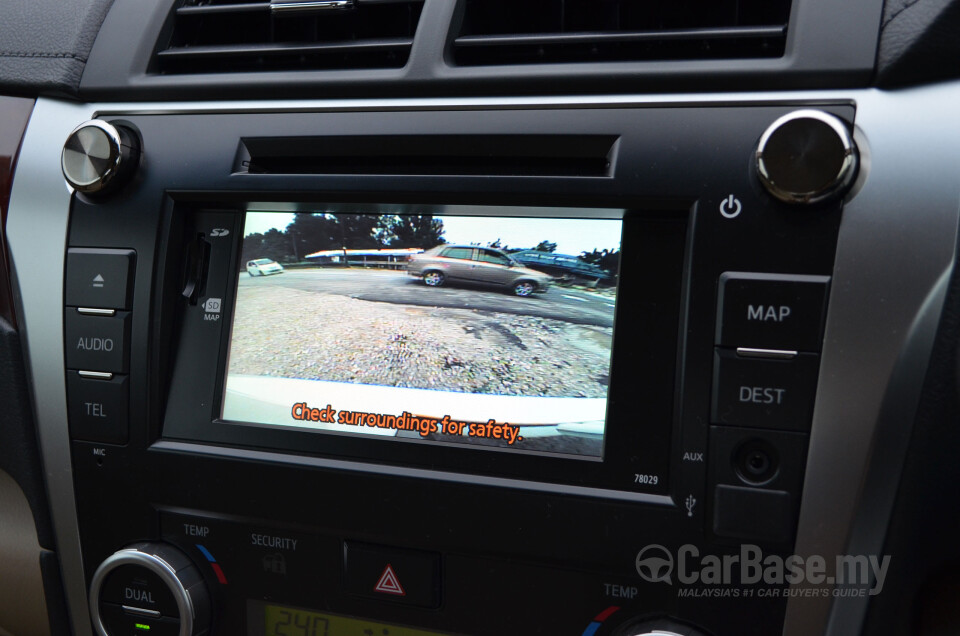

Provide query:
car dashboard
left=1, top=1, right=959, bottom=636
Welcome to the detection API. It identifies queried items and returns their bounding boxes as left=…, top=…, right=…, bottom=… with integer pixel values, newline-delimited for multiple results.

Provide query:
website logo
left=635, top=544, right=675, bottom=584
left=635, top=544, right=891, bottom=597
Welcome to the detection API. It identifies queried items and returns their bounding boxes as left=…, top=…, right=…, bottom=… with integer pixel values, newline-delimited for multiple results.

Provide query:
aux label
left=76, top=337, right=113, bottom=351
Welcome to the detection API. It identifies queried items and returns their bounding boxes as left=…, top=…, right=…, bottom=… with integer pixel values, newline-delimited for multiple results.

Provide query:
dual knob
left=89, top=543, right=209, bottom=636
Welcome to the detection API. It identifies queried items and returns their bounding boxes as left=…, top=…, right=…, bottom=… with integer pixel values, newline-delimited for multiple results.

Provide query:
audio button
left=65, top=310, right=129, bottom=373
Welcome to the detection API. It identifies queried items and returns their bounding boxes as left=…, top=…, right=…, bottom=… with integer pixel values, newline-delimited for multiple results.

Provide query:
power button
left=719, top=194, right=742, bottom=218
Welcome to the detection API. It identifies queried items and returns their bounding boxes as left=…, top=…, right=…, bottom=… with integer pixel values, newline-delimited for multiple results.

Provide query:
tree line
left=242, top=211, right=620, bottom=273
left=242, top=212, right=446, bottom=265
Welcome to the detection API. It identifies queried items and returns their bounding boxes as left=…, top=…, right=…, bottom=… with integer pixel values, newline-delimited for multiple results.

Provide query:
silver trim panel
left=8, top=98, right=96, bottom=636
left=7, top=85, right=960, bottom=636
left=785, top=82, right=960, bottom=636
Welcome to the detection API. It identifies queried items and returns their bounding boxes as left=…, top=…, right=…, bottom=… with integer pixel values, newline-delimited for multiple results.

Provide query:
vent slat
left=453, top=0, right=792, bottom=66
left=455, top=26, right=786, bottom=48
left=158, top=38, right=414, bottom=59
left=156, top=0, right=423, bottom=74
left=176, top=4, right=270, bottom=16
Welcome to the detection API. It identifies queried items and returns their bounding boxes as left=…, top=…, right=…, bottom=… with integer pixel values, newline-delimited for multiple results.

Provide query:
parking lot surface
left=230, top=268, right=615, bottom=398
left=238, top=268, right=616, bottom=327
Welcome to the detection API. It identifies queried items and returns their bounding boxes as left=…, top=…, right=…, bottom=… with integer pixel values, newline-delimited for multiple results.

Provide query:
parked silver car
left=406, top=245, right=553, bottom=296
left=246, top=258, right=284, bottom=276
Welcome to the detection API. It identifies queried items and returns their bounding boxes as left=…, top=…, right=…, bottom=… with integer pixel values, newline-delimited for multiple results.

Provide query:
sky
left=244, top=208, right=623, bottom=255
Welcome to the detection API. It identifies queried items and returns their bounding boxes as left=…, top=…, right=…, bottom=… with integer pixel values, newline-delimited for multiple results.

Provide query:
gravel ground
left=228, top=286, right=612, bottom=397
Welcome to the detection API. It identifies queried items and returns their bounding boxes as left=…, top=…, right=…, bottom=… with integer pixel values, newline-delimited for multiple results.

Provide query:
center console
left=47, top=103, right=856, bottom=636
left=19, top=86, right=941, bottom=636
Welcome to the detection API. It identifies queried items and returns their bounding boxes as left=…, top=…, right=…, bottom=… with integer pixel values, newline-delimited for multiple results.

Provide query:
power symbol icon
left=719, top=194, right=743, bottom=218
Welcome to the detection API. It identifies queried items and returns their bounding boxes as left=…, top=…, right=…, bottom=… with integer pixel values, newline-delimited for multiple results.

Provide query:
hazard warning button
left=343, top=542, right=440, bottom=608
left=375, top=564, right=405, bottom=596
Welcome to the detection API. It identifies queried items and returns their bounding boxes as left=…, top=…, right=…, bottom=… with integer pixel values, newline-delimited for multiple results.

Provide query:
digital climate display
left=221, top=205, right=622, bottom=458
left=251, top=602, right=452, bottom=636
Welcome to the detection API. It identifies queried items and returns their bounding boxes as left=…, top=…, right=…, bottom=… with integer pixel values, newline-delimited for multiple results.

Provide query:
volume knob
left=756, top=109, right=858, bottom=205
left=61, top=120, right=139, bottom=195
left=89, top=542, right=210, bottom=636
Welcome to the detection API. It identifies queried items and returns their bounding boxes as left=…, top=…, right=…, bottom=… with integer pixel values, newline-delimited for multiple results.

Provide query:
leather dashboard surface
left=0, top=0, right=114, bottom=97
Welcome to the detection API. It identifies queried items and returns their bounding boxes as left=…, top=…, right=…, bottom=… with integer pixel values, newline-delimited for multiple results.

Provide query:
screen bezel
left=159, top=199, right=688, bottom=497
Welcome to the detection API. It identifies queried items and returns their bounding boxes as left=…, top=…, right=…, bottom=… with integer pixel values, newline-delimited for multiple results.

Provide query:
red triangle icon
left=374, top=564, right=406, bottom=596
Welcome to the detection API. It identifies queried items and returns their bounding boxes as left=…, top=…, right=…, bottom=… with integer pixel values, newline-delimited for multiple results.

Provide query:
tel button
left=64, top=310, right=129, bottom=373
left=717, top=272, right=830, bottom=352
left=66, top=372, right=128, bottom=444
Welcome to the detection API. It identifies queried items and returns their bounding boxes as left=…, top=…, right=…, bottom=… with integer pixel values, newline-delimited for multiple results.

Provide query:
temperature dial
left=615, top=618, right=707, bottom=636
left=89, top=542, right=210, bottom=636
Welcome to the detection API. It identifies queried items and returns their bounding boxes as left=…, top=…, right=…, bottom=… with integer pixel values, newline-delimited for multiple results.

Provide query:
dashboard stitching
left=0, top=52, right=84, bottom=60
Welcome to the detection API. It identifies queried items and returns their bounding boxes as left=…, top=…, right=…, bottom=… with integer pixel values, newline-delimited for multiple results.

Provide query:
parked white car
left=246, top=258, right=284, bottom=276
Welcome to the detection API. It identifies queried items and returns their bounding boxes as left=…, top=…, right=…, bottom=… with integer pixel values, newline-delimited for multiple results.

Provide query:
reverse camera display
left=221, top=204, right=622, bottom=458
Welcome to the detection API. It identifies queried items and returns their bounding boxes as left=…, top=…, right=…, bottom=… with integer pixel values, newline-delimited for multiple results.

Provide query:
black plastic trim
left=454, top=26, right=787, bottom=48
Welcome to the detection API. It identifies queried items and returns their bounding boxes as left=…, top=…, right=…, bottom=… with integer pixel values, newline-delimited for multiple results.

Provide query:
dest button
left=711, top=349, right=820, bottom=431
left=344, top=542, right=440, bottom=608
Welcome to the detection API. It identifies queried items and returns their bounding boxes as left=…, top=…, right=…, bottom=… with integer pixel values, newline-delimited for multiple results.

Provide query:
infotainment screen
left=221, top=205, right=622, bottom=459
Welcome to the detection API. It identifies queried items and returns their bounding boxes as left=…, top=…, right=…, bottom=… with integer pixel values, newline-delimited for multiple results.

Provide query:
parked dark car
left=510, top=250, right=615, bottom=284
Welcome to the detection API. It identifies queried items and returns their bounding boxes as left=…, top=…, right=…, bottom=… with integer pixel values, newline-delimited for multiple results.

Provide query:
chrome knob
left=614, top=618, right=705, bottom=636
left=89, top=543, right=210, bottom=636
left=756, top=109, right=858, bottom=205
left=61, top=120, right=139, bottom=195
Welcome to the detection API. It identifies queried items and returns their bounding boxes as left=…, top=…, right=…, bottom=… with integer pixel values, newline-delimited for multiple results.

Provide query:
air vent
left=453, top=0, right=791, bottom=66
left=156, top=0, right=423, bottom=74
